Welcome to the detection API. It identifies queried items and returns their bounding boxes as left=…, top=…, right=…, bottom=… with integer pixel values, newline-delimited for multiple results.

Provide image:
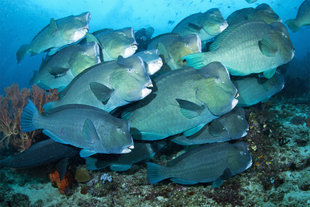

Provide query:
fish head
left=269, top=23, right=295, bottom=62
left=168, top=35, right=201, bottom=69
left=196, top=62, right=238, bottom=116
left=228, top=142, right=253, bottom=174
left=263, top=72, right=285, bottom=93
left=96, top=120, right=134, bottom=154
left=103, top=28, right=137, bottom=59
left=255, top=4, right=282, bottom=24
left=136, top=50, right=163, bottom=75
left=62, top=12, right=90, bottom=42
left=201, top=8, right=228, bottom=36
left=110, top=56, right=153, bottom=102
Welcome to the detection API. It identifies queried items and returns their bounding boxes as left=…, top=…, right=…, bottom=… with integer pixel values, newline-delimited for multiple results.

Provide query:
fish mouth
left=146, top=82, right=153, bottom=89
left=219, top=21, right=228, bottom=32
left=123, top=45, right=138, bottom=58
left=147, top=59, right=163, bottom=75
left=121, top=144, right=134, bottom=153
left=141, top=87, right=152, bottom=98
left=231, top=98, right=238, bottom=109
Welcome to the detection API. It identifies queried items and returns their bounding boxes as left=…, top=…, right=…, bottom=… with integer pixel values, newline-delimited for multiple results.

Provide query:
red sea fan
left=0, top=84, right=58, bottom=154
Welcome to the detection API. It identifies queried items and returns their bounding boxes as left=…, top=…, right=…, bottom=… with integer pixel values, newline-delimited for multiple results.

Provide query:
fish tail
left=85, top=157, right=109, bottom=170
left=183, top=53, right=210, bottom=69
left=16, top=44, right=30, bottom=63
left=21, top=99, right=42, bottom=132
left=146, top=162, right=168, bottom=184
left=285, top=19, right=299, bottom=32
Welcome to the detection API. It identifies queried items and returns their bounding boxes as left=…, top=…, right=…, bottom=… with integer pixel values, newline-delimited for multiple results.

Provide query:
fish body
left=85, top=142, right=165, bottom=171
left=147, top=142, right=252, bottom=186
left=43, top=56, right=152, bottom=112
left=17, top=12, right=91, bottom=63
left=128, top=62, right=238, bottom=141
left=227, top=4, right=281, bottom=25
left=92, top=27, right=137, bottom=61
left=21, top=100, right=133, bottom=157
left=171, top=107, right=249, bottom=145
left=0, top=139, right=78, bottom=169
left=234, top=72, right=285, bottom=107
left=172, top=8, right=228, bottom=43
left=286, top=0, right=310, bottom=32
left=135, top=27, right=155, bottom=52
left=30, top=42, right=101, bottom=91
left=148, top=33, right=201, bottom=70
left=184, top=21, right=294, bottom=78
left=134, top=50, right=163, bottom=75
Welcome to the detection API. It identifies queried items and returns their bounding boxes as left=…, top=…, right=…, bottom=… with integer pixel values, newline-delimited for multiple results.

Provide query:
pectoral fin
left=258, top=37, right=278, bottom=57
left=83, top=119, right=100, bottom=144
left=183, top=123, right=205, bottom=137
left=89, top=82, right=114, bottom=104
left=188, top=23, right=202, bottom=31
left=49, top=18, right=58, bottom=35
left=80, top=149, right=97, bottom=158
left=56, top=158, right=69, bottom=180
left=48, top=67, right=70, bottom=78
left=263, top=68, right=277, bottom=79
left=176, top=99, right=205, bottom=119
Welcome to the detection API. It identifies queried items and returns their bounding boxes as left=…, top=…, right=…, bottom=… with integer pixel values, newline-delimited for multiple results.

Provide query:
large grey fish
left=134, top=50, right=163, bottom=75
left=286, top=0, right=310, bottom=32
left=172, top=8, right=228, bottom=43
left=233, top=72, right=285, bottom=107
left=147, top=142, right=252, bottom=187
left=21, top=100, right=134, bottom=157
left=126, top=62, right=238, bottom=141
left=43, top=56, right=152, bottom=113
left=85, top=141, right=166, bottom=171
left=30, top=42, right=101, bottom=91
left=16, top=12, right=91, bottom=63
left=89, top=27, right=137, bottom=61
left=184, top=21, right=295, bottom=79
left=148, top=33, right=201, bottom=70
left=0, top=139, right=79, bottom=179
left=171, top=107, right=249, bottom=145
left=227, top=4, right=282, bottom=25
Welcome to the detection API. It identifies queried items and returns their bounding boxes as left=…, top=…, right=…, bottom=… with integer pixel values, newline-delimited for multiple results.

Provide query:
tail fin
left=183, top=53, right=210, bottom=69
left=146, top=162, right=168, bottom=184
left=16, top=44, right=30, bottom=63
left=21, top=99, right=42, bottom=132
left=285, top=19, right=300, bottom=32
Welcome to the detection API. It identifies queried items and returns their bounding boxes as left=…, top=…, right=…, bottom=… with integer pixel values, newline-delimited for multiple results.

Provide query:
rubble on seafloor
left=0, top=92, right=309, bottom=207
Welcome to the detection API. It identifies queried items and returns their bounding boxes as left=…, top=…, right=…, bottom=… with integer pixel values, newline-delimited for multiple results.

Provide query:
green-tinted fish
left=127, top=62, right=238, bottom=141
left=134, top=50, right=163, bottom=75
left=30, top=42, right=101, bottom=91
left=184, top=21, right=295, bottom=79
left=21, top=100, right=134, bottom=157
left=85, top=141, right=166, bottom=171
left=171, top=107, right=249, bottom=145
left=147, top=142, right=252, bottom=187
left=233, top=72, right=285, bottom=107
left=286, top=0, right=310, bottom=32
left=43, top=56, right=152, bottom=112
left=172, top=8, right=228, bottom=43
left=90, top=27, right=137, bottom=61
left=148, top=33, right=201, bottom=70
left=227, top=4, right=282, bottom=25
left=17, top=12, right=91, bottom=63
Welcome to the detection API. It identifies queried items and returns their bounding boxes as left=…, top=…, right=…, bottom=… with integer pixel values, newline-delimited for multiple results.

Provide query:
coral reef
left=0, top=84, right=58, bottom=155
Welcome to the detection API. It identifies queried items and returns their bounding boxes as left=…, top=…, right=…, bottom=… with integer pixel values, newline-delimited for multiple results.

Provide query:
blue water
left=0, top=0, right=309, bottom=94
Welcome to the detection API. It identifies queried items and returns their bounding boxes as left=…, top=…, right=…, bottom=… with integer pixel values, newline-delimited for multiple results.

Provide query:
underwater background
left=0, top=0, right=309, bottom=206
